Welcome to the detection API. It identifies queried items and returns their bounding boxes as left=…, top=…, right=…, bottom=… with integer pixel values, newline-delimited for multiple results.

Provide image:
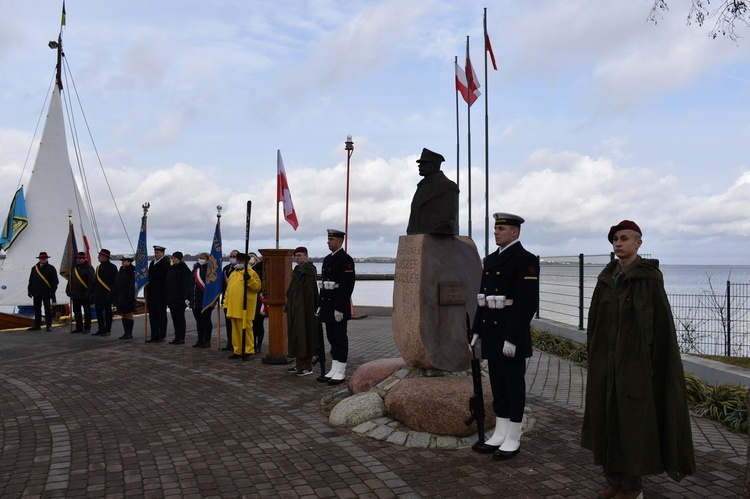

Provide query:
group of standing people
left=469, top=212, right=695, bottom=499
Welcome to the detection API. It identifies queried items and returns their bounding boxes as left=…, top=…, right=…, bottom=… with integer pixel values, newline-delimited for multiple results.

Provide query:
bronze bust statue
left=406, top=148, right=459, bottom=236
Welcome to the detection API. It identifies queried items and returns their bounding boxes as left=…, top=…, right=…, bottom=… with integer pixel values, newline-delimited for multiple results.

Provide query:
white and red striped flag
left=277, top=150, right=299, bottom=230
left=455, top=61, right=481, bottom=106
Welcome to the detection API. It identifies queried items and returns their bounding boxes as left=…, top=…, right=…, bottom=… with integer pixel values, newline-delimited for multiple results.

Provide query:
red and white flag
left=485, top=33, right=498, bottom=71
left=455, top=61, right=481, bottom=106
left=277, top=150, right=299, bottom=230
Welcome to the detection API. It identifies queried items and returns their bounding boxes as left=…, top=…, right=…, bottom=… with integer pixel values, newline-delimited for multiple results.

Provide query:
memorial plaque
left=438, top=283, right=466, bottom=306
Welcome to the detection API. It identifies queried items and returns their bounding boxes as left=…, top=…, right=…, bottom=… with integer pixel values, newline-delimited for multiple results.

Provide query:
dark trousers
left=148, top=298, right=168, bottom=340
left=193, top=307, right=214, bottom=345
left=253, top=315, right=265, bottom=352
left=488, top=359, right=527, bottom=422
left=324, top=319, right=349, bottom=363
left=169, top=305, right=187, bottom=341
left=32, top=296, right=52, bottom=328
left=72, top=298, right=92, bottom=331
left=95, top=304, right=113, bottom=332
left=223, top=308, right=232, bottom=348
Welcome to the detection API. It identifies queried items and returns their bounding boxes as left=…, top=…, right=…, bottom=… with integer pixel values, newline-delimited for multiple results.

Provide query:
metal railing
left=536, top=254, right=750, bottom=357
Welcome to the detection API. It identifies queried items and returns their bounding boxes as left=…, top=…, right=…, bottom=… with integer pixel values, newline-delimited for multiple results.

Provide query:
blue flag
left=134, top=214, right=149, bottom=296
left=0, top=187, right=29, bottom=251
left=202, top=218, right=222, bottom=312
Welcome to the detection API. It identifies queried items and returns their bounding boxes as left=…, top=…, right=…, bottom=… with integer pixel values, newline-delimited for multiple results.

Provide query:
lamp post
left=344, top=135, right=354, bottom=252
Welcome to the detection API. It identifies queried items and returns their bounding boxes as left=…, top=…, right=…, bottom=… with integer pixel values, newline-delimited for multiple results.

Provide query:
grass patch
left=697, top=355, right=750, bottom=370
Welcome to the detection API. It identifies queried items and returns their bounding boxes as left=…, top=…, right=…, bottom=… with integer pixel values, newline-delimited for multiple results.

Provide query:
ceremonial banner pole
left=241, top=200, right=251, bottom=361
left=135, top=202, right=150, bottom=342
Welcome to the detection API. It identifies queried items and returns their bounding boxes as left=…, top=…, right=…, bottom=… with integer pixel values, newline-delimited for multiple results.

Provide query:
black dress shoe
left=221, top=346, right=233, bottom=351
left=193, top=342, right=202, bottom=347
left=45, top=327, right=53, bottom=332
left=92, top=331, right=103, bottom=336
left=169, top=339, right=179, bottom=344
left=119, top=334, right=133, bottom=340
left=199, top=343, right=211, bottom=348
left=327, top=377, right=346, bottom=385
left=146, top=338, right=158, bottom=343
left=316, top=375, right=331, bottom=383
left=71, top=329, right=83, bottom=334
left=82, top=329, right=90, bottom=334
left=493, top=448, right=520, bottom=461
left=157, top=338, right=165, bottom=343
left=473, top=442, right=500, bottom=454
left=227, top=354, right=242, bottom=359
left=100, top=332, right=110, bottom=337
left=28, top=326, right=42, bottom=331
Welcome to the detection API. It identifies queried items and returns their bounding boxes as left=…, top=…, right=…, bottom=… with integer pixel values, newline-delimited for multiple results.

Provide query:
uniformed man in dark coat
left=471, top=213, right=539, bottom=460
left=66, top=251, right=95, bottom=333
left=146, top=245, right=170, bottom=343
left=165, top=251, right=191, bottom=345
left=317, top=229, right=356, bottom=385
left=92, top=249, right=118, bottom=336
left=406, top=148, right=459, bottom=236
left=27, top=251, right=59, bottom=331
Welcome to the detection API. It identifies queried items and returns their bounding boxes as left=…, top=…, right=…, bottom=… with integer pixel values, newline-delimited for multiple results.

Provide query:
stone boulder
left=329, top=392, right=386, bottom=428
left=350, top=358, right=407, bottom=394
left=392, top=234, right=482, bottom=371
left=384, top=376, right=494, bottom=437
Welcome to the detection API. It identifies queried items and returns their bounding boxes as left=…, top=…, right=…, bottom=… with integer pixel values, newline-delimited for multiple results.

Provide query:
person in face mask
left=191, top=252, right=214, bottom=348
left=248, top=252, right=266, bottom=353
left=222, top=253, right=261, bottom=359
left=221, top=249, right=239, bottom=351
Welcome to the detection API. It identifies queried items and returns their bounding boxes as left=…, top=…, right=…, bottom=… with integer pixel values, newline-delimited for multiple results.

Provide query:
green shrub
left=684, top=372, right=710, bottom=406
left=693, top=384, right=747, bottom=430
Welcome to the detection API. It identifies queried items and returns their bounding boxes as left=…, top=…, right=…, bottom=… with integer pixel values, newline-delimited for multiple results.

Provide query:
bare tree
left=648, top=0, right=749, bottom=41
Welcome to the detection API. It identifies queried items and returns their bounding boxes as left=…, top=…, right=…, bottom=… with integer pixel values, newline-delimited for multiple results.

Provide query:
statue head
left=416, top=148, right=445, bottom=177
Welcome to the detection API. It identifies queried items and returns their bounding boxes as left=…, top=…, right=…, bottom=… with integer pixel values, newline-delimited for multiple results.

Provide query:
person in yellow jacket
left=223, top=252, right=261, bottom=359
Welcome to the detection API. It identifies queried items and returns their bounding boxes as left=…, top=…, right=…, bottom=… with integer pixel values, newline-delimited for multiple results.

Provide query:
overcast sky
left=1, top=0, right=749, bottom=264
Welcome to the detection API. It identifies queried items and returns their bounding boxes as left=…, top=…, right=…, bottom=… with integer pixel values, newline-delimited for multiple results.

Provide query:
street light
left=344, top=135, right=354, bottom=252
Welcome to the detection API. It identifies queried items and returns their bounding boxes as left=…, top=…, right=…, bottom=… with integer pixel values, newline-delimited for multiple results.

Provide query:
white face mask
left=198, top=258, right=206, bottom=265
left=235, top=263, right=245, bottom=270
left=229, top=257, right=237, bottom=265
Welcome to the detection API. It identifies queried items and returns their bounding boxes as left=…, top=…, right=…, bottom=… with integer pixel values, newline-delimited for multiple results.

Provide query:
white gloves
left=334, top=310, right=344, bottom=322
left=315, top=307, right=321, bottom=316
left=184, top=299, right=190, bottom=307
left=469, top=333, right=479, bottom=352
left=503, top=340, right=516, bottom=358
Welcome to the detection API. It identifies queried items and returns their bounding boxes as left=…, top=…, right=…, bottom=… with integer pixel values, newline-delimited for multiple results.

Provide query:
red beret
left=608, top=220, right=642, bottom=243
left=293, top=246, right=308, bottom=255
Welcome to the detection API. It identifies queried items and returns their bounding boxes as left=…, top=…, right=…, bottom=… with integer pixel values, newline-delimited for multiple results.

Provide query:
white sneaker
left=295, top=369, right=314, bottom=377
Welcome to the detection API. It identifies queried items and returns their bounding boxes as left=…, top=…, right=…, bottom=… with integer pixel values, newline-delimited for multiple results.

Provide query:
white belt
left=321, top=281, right=339, bottom=290
left=477, top=294, right=513, bottom=309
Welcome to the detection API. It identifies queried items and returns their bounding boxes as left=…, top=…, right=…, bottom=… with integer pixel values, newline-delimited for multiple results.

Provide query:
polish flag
left=277, top=150, right=299, bottom=230
left=455, top=61, right=480, bottom=106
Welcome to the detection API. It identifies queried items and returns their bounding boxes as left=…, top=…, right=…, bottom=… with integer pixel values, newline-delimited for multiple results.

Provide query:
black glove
left=28, top=292, right=32, bottom=298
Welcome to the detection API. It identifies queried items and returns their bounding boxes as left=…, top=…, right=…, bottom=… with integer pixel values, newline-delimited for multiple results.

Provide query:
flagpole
left=466, top=36, right=473, bottom=239
left=67, top=210, right=73, bottom=333
left=215, top=206, right=222, bottom=349
left=455, top=56, right=461, bottom=236
left=275, top=167, right=280, bottom=250
left=140, top=202, right=149, bottom=342
left=483, top=8, right=490, bottom=258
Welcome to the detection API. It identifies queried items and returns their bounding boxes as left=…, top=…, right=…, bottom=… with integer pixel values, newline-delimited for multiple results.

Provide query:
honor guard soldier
left=147, top=245, right=170, bottom=343
left=471, top=213, right=539, bottom=460
left=318, top=229, right=356, bottom=385
left=92, top=249, right=118, bottom=336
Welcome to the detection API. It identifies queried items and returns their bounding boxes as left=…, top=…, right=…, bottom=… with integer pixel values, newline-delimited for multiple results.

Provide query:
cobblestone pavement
left=0, top=312, right=746, bottom=498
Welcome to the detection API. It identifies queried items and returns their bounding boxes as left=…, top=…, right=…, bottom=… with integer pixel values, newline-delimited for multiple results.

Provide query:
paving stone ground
left=0, top=310, right=746, bottom=498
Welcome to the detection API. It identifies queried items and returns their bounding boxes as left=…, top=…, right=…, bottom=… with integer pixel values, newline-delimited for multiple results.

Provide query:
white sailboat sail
left=0, top=85, right=99, bottom=307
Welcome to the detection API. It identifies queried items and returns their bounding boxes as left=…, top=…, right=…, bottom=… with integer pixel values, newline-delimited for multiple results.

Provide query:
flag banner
left=277, top=150, right=299, bottom=230
left=61, top=1, right=66, bottom=26
left=455, top=62, right=480, bottom=106
left=485, top=33, right=498, bottom=71
left=0, top=187, right=29, bottom=251
left=59, top=220, right=78, bottom=279
left=202, top=219, right=223, bottom=312
left=465, top=55, right=481, bottom=105
left=134, top=215, right=149, bottom=296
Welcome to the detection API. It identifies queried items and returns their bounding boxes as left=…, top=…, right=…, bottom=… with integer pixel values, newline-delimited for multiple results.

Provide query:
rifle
left=241, top=200, right=251, bottom=361
left=464, top=312, right=486, bottom=450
